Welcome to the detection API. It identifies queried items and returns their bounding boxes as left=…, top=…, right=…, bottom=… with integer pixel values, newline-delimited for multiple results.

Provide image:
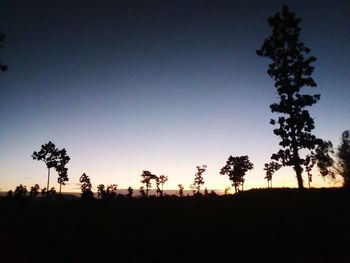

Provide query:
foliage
left=140, top=170, right=157, bottom=197
left=29, top=184, right=40, bottom=199
left=79, top=173, right=94, bottom=200
left=192, top=165, right=206, bottom=194
left=32, top=141, right=70, bottom=196
left=155, top=175, right=168, bottom=196
left=96, top=184, right=118, bottom=199
left=127, top=186, right=133, bottom=198
left=139, top=186, right=146, bottom=198
left=220, top=156, right=253, bottom=193
left=177, top=184, right=184, bottom=197
left=97, top=184, right=106, bottom=199
left=336, top=130, right=350, bottom=188
left=6, top=190, right=13, bottom=198
left=106, top=184, right=118, bottom=199
left=256, top=5, right=333, bottom=188
left=56, top=149, right=70, bottom=194
left=264, top=161, right=282, bottom=188
left=14, top=184, right=27, bottom=199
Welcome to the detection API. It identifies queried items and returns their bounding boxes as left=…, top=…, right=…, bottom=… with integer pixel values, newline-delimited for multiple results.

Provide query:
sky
left=0, top=0, right=349, bottom=193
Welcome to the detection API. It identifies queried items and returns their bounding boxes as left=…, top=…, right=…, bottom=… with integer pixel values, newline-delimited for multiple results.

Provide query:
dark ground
left=1, top=188, right=349, bottom=262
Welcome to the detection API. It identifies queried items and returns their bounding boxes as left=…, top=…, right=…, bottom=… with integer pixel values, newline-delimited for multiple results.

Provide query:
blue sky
left=0, top=0, right=349, bottom=192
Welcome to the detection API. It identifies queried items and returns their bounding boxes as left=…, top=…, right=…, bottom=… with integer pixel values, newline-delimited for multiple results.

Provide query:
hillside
left=1, top=188, right=349, bottom=262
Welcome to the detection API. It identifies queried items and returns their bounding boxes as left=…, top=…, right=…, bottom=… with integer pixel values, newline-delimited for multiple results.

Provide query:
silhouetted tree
left=32, top=141, right=59, bottom=198
left=127, top=186, right=133, bottom=198
left=41, top=187, right=47, bottom=198
left=80, top=173, right=94, bottom=200
left=0, top=32, right=7, bottom=71
left=97, top=184, right=106, bottom=199
left=264, top=161, right=282, bottom=188
left=334, top=130, right=350, bottom=188
left=155, top=175, right=168, bottom=196
left=140, top=170, right=157, bottom=197
left=220, top=156, right=253, bottom=193
left=177, top=184, right=184, bottom=197
left=14, top=184, right=27, bottom=199
left=56, top=149, right=70, bottom=195
left=139, top=186, right=146, bottom=198
left=29, top=184, right=40, bottom=199
left=257, top=6, right=333, bottom=188
left=192, top=165, right=206, bottom=194
left=204, top=188, right=209, bottom=196
left=224, top=187, right=231, bottom=195
left=6, top=190, right=13, bottom=199
left=48, top=187, right=57, bottom=199
left=106, top=184, right=118, bottom=199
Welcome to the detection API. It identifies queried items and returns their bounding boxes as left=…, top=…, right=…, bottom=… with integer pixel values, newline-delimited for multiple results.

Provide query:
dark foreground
left=1, top=188, right=349, bottom=262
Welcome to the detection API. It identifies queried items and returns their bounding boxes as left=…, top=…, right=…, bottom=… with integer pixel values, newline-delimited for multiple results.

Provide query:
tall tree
left=140, top=170, right=157, bottom=197
left=32, top=141, right=59, bottom=197
left=79, top=173, right=94, bottom=200
left=0, top=32, right=7, bottom=71
left=336, top=130, right=350, bottom=188
left=257, top=6, right=332, bottom=188
left=220, top=156, right=253, bottom=193
left=192, top=165, right=206, bottom=194
left=56, top=149, right=70, bottom=195
left=264, top=161, right=282, bottom=188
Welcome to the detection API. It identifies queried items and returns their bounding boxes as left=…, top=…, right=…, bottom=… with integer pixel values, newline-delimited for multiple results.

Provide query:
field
left=1, top=188, right=349, bottom=262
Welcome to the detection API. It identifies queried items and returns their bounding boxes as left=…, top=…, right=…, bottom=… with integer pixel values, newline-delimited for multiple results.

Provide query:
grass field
left=1, top=188, right=349, bottom=262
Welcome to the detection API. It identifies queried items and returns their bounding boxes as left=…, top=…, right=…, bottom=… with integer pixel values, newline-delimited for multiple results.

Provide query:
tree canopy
left=220, top=156, right=253, bottom=193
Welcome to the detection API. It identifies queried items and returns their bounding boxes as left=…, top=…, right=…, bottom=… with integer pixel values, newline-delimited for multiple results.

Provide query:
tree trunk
left=59, top=182, right=62, bottom=195
left=295, top=164, right=304, bottom=189
left=292, top=138, right=304, bottom=189
left=46, top=168, right=50, bottom=199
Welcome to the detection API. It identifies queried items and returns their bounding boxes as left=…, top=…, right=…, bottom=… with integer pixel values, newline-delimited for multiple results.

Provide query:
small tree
left=106, top=184, right=118, bottom=199
left=220, top=156, right=253, bottom=193
left=156, top=175, right=168, bottom=196
left=224, top=187, right=231, bottom=195
left=140, top=170, right=157, bottom=197
left=177, top=184, right=184, bottom=197
left=127, top=186, right=133, bottom=198
left=257, top=6, right=333, bottom=188
left=32, top=141, right=59, bottom=198
left=48, top=187, right=57, bottom=199
left=139, top=186, right=146, bottom=198
left=6, top=190, right=13, bottom=199
left=41, top=187, right=47, bottom=198
left=79, top=173, right=94, bottom=200
left=97, top=184, right=106, bottom=199
left=192, top=165, right=207, bottom=194
left=29, top=184, right=40, bottom=199
left=14, top=184, right=27, bottom=199
left=264, top=161, right=282, bottom=188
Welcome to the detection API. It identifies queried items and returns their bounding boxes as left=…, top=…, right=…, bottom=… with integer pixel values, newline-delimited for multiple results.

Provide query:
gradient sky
left=0, top=0, right=349, bottom=193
